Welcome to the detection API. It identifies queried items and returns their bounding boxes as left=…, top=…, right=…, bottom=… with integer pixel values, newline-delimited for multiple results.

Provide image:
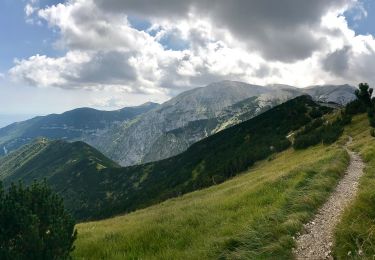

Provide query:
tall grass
left=74, top=141, right=349, bottom=259
left=333, top=114, right=375, bottom=258
left=220, top=149, right=349, bottom=259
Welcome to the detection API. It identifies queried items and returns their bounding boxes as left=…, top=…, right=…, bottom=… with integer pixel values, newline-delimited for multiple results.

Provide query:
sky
left=0, top=0, right=375, bottom=122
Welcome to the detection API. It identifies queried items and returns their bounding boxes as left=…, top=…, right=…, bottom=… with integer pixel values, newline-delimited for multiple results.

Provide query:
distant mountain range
left=0, top=96, right=333, bottom=220
left=84, top=82, right=355, bottom=166
left=0, top=81, right=356, bottom=165
left=0, top=102, right=158, bottom=157
left=0, top=114, right=36, bottom=128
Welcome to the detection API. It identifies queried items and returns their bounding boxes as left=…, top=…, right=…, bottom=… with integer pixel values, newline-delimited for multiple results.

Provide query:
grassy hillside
left=74, top=141, right=349, bottom=259
left=0, top=139, right=120, bottom=218
left=333, top=114, right=375, bottom=258
left=0, top=96, right=334, bottom=220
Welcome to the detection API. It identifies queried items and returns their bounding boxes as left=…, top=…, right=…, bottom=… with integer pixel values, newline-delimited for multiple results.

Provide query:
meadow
left=74, top=136, right=350, bottom=259
left=333, top=114, right=375, bottom=258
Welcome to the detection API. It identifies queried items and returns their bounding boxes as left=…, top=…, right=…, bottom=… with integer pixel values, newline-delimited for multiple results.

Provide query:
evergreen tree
left=0, top=181, right=77, bottom=260
left=355, top=82, right=373, bottom=106
left=346, top=83, right=373, bottom=115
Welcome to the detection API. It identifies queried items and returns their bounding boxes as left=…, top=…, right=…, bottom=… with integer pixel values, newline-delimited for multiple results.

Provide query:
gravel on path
left=293, top=140, right=364, bottom=259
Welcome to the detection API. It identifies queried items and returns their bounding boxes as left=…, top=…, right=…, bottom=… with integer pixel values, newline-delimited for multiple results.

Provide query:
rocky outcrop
left=0, top=80, right=356, bottom=166
left=87, top=81, right=356, bottom=166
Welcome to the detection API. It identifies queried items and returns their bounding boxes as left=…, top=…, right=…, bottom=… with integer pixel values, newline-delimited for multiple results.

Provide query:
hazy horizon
left=0, top=114, right=39, bottom=128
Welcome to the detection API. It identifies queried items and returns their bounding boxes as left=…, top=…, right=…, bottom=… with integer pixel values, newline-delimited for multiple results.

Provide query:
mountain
left=0, top=81, right=355, bottom=166
left=0, top=138, right=120, bottom=219
left=84, top=81, right=276, bottom=165
left=0, top=96, right=334, bottom=220
left=304, top=84, right=356, bottom=105
left=142, top=94, right=292, bottom=163
left=86, top=81, right=355, bottom=165
left=72, top=113, right=374, bottom=259
left=0, top=102, right=158, bottom=157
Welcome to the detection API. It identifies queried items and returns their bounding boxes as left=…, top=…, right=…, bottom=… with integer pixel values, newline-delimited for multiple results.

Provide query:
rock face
left=304, top=84, right=356, bottom=105
left=0, top=102, right=159, bottom=157
left=0, top=96, right=331, bottom=221
left=0, top=80, right=356, bottom=166
left=85, top=81, right=356, bottom=166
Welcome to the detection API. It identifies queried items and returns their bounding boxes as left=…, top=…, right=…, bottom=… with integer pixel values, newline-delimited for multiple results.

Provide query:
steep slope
left=333, top=114, right=375, bottom=258
left=0, top=138, right=119, bottom=218
left=0, top=82, right=355, bottom=167
left=0, top=96, right=333, bottom=220
left=74, top=141, right=349, bottom=259
left=143, top=91, right=299, bottom=162
left=294, top=140, right=364, bottom=259
left=305, top=84, right=356, bottom=105
left=86, top=81, right=275, bottom=166
left=0, top=102, right=158, bottom=157
left=88, top=82, right=355, bottom=166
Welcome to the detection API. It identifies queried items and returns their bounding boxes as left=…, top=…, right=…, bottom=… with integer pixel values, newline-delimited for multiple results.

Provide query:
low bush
left=0, top=181, right=77, bottom=260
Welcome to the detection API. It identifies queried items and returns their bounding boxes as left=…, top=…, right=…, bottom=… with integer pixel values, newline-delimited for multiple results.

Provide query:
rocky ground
left=293, top=139, right=364, bottom=259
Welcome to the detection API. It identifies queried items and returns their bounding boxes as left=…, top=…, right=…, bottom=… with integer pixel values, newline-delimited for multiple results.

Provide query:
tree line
left=293, top=83, right=373, bottom=150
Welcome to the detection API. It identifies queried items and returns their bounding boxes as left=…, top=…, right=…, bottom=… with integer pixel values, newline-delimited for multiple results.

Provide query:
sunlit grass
left=333, top=114, right=375, bottom=258
left=74, top=139, right=349, bottom=259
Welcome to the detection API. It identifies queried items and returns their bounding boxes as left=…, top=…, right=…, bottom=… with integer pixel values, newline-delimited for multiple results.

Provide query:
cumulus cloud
left=95, top=0, right=352, bottom=61
left=8, top=0, right=375, bottom=106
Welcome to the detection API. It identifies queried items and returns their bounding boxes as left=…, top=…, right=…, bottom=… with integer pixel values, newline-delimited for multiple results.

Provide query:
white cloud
left=24, top=0, right=40, bottom=24
left=25, top=4, right=35, bottom=17
left=8, top=0, right=375, bottom=108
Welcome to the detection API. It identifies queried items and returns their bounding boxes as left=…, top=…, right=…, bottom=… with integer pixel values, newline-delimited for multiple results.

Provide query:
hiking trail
left=293, top=137, right=365, bottom=259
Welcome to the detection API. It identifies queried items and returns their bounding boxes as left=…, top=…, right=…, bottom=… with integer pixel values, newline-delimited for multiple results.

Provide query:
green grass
left=74, top=142, right=349, bottom=259
left=1, top=97, right=331, bottom=221
left=333, top=114, right=375, bottom=259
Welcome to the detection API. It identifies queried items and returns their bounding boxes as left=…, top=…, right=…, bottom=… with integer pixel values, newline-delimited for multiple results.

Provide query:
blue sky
left=0, top=0, right=190, bottom=72
left=0, top=0, right=375, bottom=127
left=0, top=0, right=63, bottom=72
left=345, top=0, right=375, bottom=35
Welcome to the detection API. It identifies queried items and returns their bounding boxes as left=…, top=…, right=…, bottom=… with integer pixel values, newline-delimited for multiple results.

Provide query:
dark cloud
left=95, top=0, right=350, bottom=62
left=352, top=47, right=375, bottom=85
left=322, top=46, right=351, bottom=76
left=64, top=51, right=137, bottom=85
left=13, top=0, right=375, bottom=96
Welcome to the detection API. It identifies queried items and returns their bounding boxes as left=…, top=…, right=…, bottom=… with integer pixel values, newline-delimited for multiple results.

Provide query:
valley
left=1, top=96, right=333, bottom=220
left=1, top=82, right=374, bottom=259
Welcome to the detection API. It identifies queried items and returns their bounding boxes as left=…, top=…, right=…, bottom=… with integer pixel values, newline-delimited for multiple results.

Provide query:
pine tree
left=0, top=181, right=77, bottom=260
left=355, top=83, right=373, bottom=107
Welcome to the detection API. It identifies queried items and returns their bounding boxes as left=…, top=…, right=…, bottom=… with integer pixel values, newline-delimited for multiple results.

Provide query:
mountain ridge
left=0, top=102, right=159, bottom=157
left=0, top=81, right=356, bottom=166
left=0, top=96, right=334, bottom=220
left=88, top=81, right=355, bottom=166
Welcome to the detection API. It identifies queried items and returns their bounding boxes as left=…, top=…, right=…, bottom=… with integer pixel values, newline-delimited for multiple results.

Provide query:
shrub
left=339, top=113, right=352, bottom=126
left=309, top=107, right=323, bottom=119
left=321, top=124, right=343, bottom=145
left=345, top=99, right=367, bottom=115
left=293, top=132, right=322, bottom=150
left=0, top=181, right=77, bottom=260
left=293, top=114, right=350, bottom=150
left=371, top=129, right=375, bottom=137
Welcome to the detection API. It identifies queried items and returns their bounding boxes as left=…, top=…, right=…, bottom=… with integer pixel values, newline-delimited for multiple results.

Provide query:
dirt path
left=293, top=139, right=365, bottom=259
